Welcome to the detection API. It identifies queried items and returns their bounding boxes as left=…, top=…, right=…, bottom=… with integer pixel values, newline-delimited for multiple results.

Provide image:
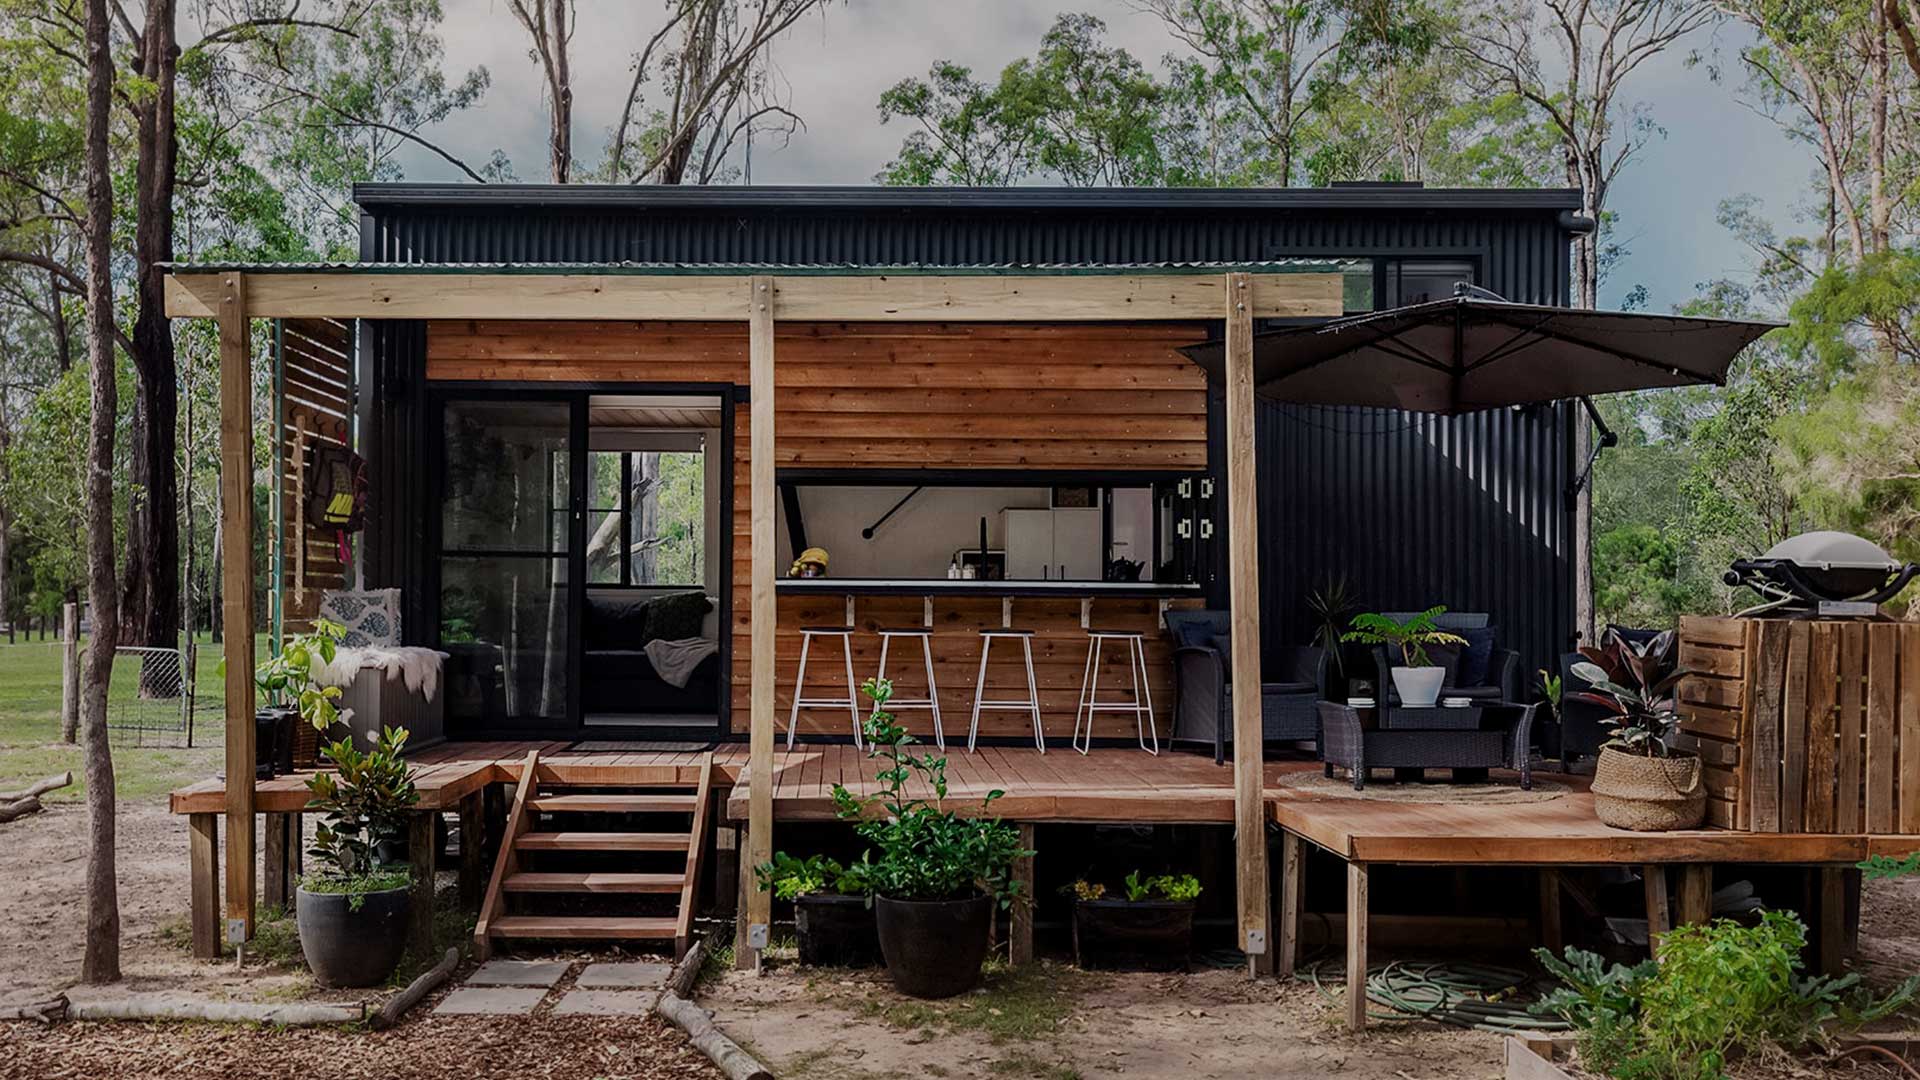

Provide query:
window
left=585, top=438, right=708, bottom=587
left=1387, top=259, right=1477, bottom=306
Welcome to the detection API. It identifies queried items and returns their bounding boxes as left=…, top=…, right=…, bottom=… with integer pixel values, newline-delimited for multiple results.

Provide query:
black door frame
left=426, top=381, right=736, bottom=741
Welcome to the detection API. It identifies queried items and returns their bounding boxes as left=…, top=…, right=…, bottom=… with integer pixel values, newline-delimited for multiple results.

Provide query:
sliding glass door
left=435, top=395, right=582, bottom=733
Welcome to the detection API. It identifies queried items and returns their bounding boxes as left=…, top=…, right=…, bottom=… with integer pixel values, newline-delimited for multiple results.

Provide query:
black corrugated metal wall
left=357, top=194, right=1575, bottom=683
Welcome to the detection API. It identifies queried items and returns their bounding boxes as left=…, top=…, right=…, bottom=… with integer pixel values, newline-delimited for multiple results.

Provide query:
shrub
left=755, top=851, right=873, bottom=900
left=830, top=679, right=1030, bottom=904
left=1533, top=910, right=1919, bottom=1080
left=305, top=726, right=419, bottom=885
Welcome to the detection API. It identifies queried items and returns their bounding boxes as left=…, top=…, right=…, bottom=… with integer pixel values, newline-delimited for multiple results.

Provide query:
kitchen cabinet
left=1002, top=508, right=1102, bottom=580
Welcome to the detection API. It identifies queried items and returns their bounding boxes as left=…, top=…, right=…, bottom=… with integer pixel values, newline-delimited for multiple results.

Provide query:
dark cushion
left=1456, top=626, right=1497, bottom=688
left=643, top=591, right=713, bottom=642
left=1172, top=621, right=1216, bottom=649
left=1261, top=681, right=1316, bottom=696
left=586, top=595, right=650, bottom=644
left=1422, top=643, right=1465, bottom=686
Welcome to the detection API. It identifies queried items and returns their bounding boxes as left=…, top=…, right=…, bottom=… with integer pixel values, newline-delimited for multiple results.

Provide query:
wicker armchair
left=1166, top=610, right=1328, bottom=765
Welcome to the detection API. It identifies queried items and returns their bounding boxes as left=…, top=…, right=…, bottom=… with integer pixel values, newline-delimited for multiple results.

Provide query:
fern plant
left=1340, top=606, right=1467, bottom=668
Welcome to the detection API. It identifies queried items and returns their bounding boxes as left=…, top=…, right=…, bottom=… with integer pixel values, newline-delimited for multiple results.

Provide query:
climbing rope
left=1301, top=958, right=1575, bottom=1035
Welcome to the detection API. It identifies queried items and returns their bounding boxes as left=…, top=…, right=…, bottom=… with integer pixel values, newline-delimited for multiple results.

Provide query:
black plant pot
left=874, top=894, right=993, bottom=999
left=796, top=893, right=881, bottom=967
left=274, top=711, right=298, bottom=775
left=253, top=707, right=296, bottom=780
left=295, top=884, right=410, bottom=988
left=1072, top=899, right=1196, bottom=971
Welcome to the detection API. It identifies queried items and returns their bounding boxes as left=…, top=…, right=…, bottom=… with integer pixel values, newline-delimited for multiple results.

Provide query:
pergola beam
left=165, top=271, right=1341, bottom=322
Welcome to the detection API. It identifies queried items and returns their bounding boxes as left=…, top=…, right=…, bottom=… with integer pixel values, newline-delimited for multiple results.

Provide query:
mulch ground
left=0, top=1014, right=725, bottom=1080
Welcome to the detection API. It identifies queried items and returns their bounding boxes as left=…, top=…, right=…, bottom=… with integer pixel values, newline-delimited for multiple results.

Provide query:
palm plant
left=1341, top=606, right=1467, bottom=668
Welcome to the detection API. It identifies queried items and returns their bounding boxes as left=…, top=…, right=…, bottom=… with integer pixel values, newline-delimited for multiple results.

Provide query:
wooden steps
left=489, top=915, right=678, bottom=940
left=473, top=750, right=715, bottom=960
left=528, top=794, right=697, bottom=813
left=504, top=872, right=683, bottom=894
left=515, top=831, right=691, bottom=852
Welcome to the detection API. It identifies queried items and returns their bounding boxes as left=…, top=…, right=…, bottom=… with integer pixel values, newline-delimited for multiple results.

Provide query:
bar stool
left=875, top=627, right=944, bottom=751
left=786, top=625, right=862, bottom=749
left=1070, top=629, right=1159, bottom=755
left=967, top=628, right=1045, bottom=754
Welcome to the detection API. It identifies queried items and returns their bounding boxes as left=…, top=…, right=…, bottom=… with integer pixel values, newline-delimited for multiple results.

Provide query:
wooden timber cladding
left=426, top=321, right=1209, bottom=468
left=1678, top=615, right=1920, bottom=834
left=278, top=317, right=353, bottom=633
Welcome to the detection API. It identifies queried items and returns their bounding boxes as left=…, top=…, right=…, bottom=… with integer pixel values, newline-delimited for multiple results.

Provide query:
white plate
left=1347, top=698, right=1376, bottom=708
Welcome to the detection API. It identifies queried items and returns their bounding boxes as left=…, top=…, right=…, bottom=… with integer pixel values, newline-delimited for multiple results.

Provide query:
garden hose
left=1301, top=958, right=1574, bottom=1035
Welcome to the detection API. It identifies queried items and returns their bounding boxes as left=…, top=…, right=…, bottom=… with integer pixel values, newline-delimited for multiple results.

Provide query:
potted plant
left=1341, top=606, right=1467, bottom=708
left=1571, top=628, right=1704, bottom=831
left=755, top=851, right=880, bottom=967
left=832, top=678, right=1029, bottom=999
left=1306, top=573, right=1360, bottom=691
left=296, top=725, right=418, bottom=987
left=1068, top=870, right=1201, bottom=971
left=251, top=618, right=348, bottom=774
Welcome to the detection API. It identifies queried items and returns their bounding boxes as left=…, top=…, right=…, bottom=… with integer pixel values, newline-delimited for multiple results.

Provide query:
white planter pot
left=1390, top=666, right=1447, bottom=708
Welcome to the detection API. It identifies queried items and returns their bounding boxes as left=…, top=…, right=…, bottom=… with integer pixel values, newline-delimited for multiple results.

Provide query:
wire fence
left=105, top=645, right=202, bottom=748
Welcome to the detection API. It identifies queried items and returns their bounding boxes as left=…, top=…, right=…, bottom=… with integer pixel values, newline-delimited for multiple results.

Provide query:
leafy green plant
left=1533, top=911, right=1920, bottom=1080
left=1149, top=873, right=1202, bottom=902
left=1341, top=606, right=1467, bottom=668
left=305, top=726, right=419, bottom=887
left=1538, top=668, right=1564, bottom=724
left=754, top=851, right=873, bottom=900
left=247, top=617, right=348, bottom=731
left=1571, top=627, right=1686, bottom=756
left=1121, top=870, right=1151, bottom=902
left=831, top=679, right=1031, bottom=905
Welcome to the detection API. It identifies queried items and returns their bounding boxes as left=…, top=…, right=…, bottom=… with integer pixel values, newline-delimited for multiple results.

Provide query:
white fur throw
left=309, top=646, right=447, bottom=703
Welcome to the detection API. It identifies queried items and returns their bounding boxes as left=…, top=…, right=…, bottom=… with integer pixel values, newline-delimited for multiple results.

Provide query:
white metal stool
left=786, top=625, right=862, bottom=749
left=1070, top=629, right=1159, bottom=755
left=968, top=628, right=1045, bottom=754
left=875, top=627, right=944, bottom=751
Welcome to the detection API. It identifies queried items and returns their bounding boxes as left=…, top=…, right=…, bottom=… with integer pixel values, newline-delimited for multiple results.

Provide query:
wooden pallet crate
left=1676, top=615, right=1920, bottom=834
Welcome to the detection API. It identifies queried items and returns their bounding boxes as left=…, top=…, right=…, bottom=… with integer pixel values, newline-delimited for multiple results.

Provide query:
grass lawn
left=0, top=634, right=261, bottom=804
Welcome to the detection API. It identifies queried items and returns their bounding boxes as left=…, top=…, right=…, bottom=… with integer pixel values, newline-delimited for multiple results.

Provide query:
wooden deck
left=172, top=740, right=1920, bottom=866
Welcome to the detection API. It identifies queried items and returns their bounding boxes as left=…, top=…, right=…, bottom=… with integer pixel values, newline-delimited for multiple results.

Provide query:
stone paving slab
left=467, top=960, right=569, bottom=988
left=552, top=989, right=660, bottom=1016
left=433, top=987, right=549, bottom=1016
left=574, top=961, right=672, bottom=989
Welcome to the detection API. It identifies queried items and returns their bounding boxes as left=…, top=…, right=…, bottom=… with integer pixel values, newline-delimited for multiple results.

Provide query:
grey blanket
left=644, top=637, right=720, bottom=689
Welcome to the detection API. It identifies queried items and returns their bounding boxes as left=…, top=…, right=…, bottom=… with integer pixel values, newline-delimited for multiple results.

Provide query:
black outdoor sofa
left=1166, top=609, right=1328, bottom=764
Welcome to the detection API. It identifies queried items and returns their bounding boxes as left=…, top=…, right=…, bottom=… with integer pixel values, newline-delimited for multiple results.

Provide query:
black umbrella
left=1180, top=289, right=1782, bottom=415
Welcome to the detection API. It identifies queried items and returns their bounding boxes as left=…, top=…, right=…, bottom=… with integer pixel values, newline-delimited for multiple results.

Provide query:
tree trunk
left=123, top=0, right=182, bottom=663
left=48, top=266, right=72, bottom=372
left=1570, top=160, right=1598, bottom=649
left=548, top=0, right=572, bottom=182
left=79, top=0, right=122, bottom=986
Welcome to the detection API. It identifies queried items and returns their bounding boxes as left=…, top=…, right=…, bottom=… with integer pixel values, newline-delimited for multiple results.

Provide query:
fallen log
left=1, top=996, right=68, bottom=1026
left=667, top=938, right=706, bottom=999
left=0, top=772, right=72, bottom=802
left=0, top=796, right=43, bottom=824
left=657, top=991, right=772, bottom=1080
left=67, top=995, right=364, bottom=1026
left=371, top=947, right=459, bottom=1030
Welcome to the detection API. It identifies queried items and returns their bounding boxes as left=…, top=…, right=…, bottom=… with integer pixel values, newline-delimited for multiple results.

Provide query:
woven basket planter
left=1592, top=747, right=1706, bottom=831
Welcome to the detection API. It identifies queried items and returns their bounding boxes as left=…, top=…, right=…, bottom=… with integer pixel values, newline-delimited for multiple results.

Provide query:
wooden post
left=1222, top=272, right=1269, bottom=972
left=1346, top=861, right=1369, bottom=1030
left=217, top=273, right=257, bottom=945
left=1010, top=823, right=1036, bottom=966
left=1676, top=865, right=1712, bottom=927
left=1278, top=831, right=1304, bottom=978
left=60, top=602, right=79, bottom=742
left=408, top=811, right=437, bottom=958
left=741, top=275, right=776, bottom=969
left=263, top=813, right=290, bottom=911
left=188, top=813, right=219, bottom=959
left=1538, top=869, right=1564, bottom=954
left=1819, top=867, right=1849, bottom=976
left=1644, top=865, right=1670, bottom=956
left=458, top=791, right=484, bottom=910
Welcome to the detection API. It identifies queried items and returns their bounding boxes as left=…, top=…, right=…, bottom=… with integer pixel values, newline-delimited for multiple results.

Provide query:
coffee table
left=1316, top=700, right=1537, bottom=791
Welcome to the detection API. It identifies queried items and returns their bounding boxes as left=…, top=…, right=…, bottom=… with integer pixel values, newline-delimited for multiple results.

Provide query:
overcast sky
left=410, top=0, right=1812, bottom=312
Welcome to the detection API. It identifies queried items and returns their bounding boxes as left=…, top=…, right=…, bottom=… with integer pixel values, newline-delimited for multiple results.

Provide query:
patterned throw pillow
left=317, top=588, right=403, bottom=647
left=643, top=591, right=713, bottom=642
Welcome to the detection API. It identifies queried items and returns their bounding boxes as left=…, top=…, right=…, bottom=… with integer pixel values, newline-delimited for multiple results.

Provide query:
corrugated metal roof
left=350, top=182, right=1586, bottom=213
left=160, top=258, right=1367, bottom=275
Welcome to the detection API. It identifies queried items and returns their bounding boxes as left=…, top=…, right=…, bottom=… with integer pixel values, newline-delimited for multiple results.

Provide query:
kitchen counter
left=775, top=578, right=1203, bottom=599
